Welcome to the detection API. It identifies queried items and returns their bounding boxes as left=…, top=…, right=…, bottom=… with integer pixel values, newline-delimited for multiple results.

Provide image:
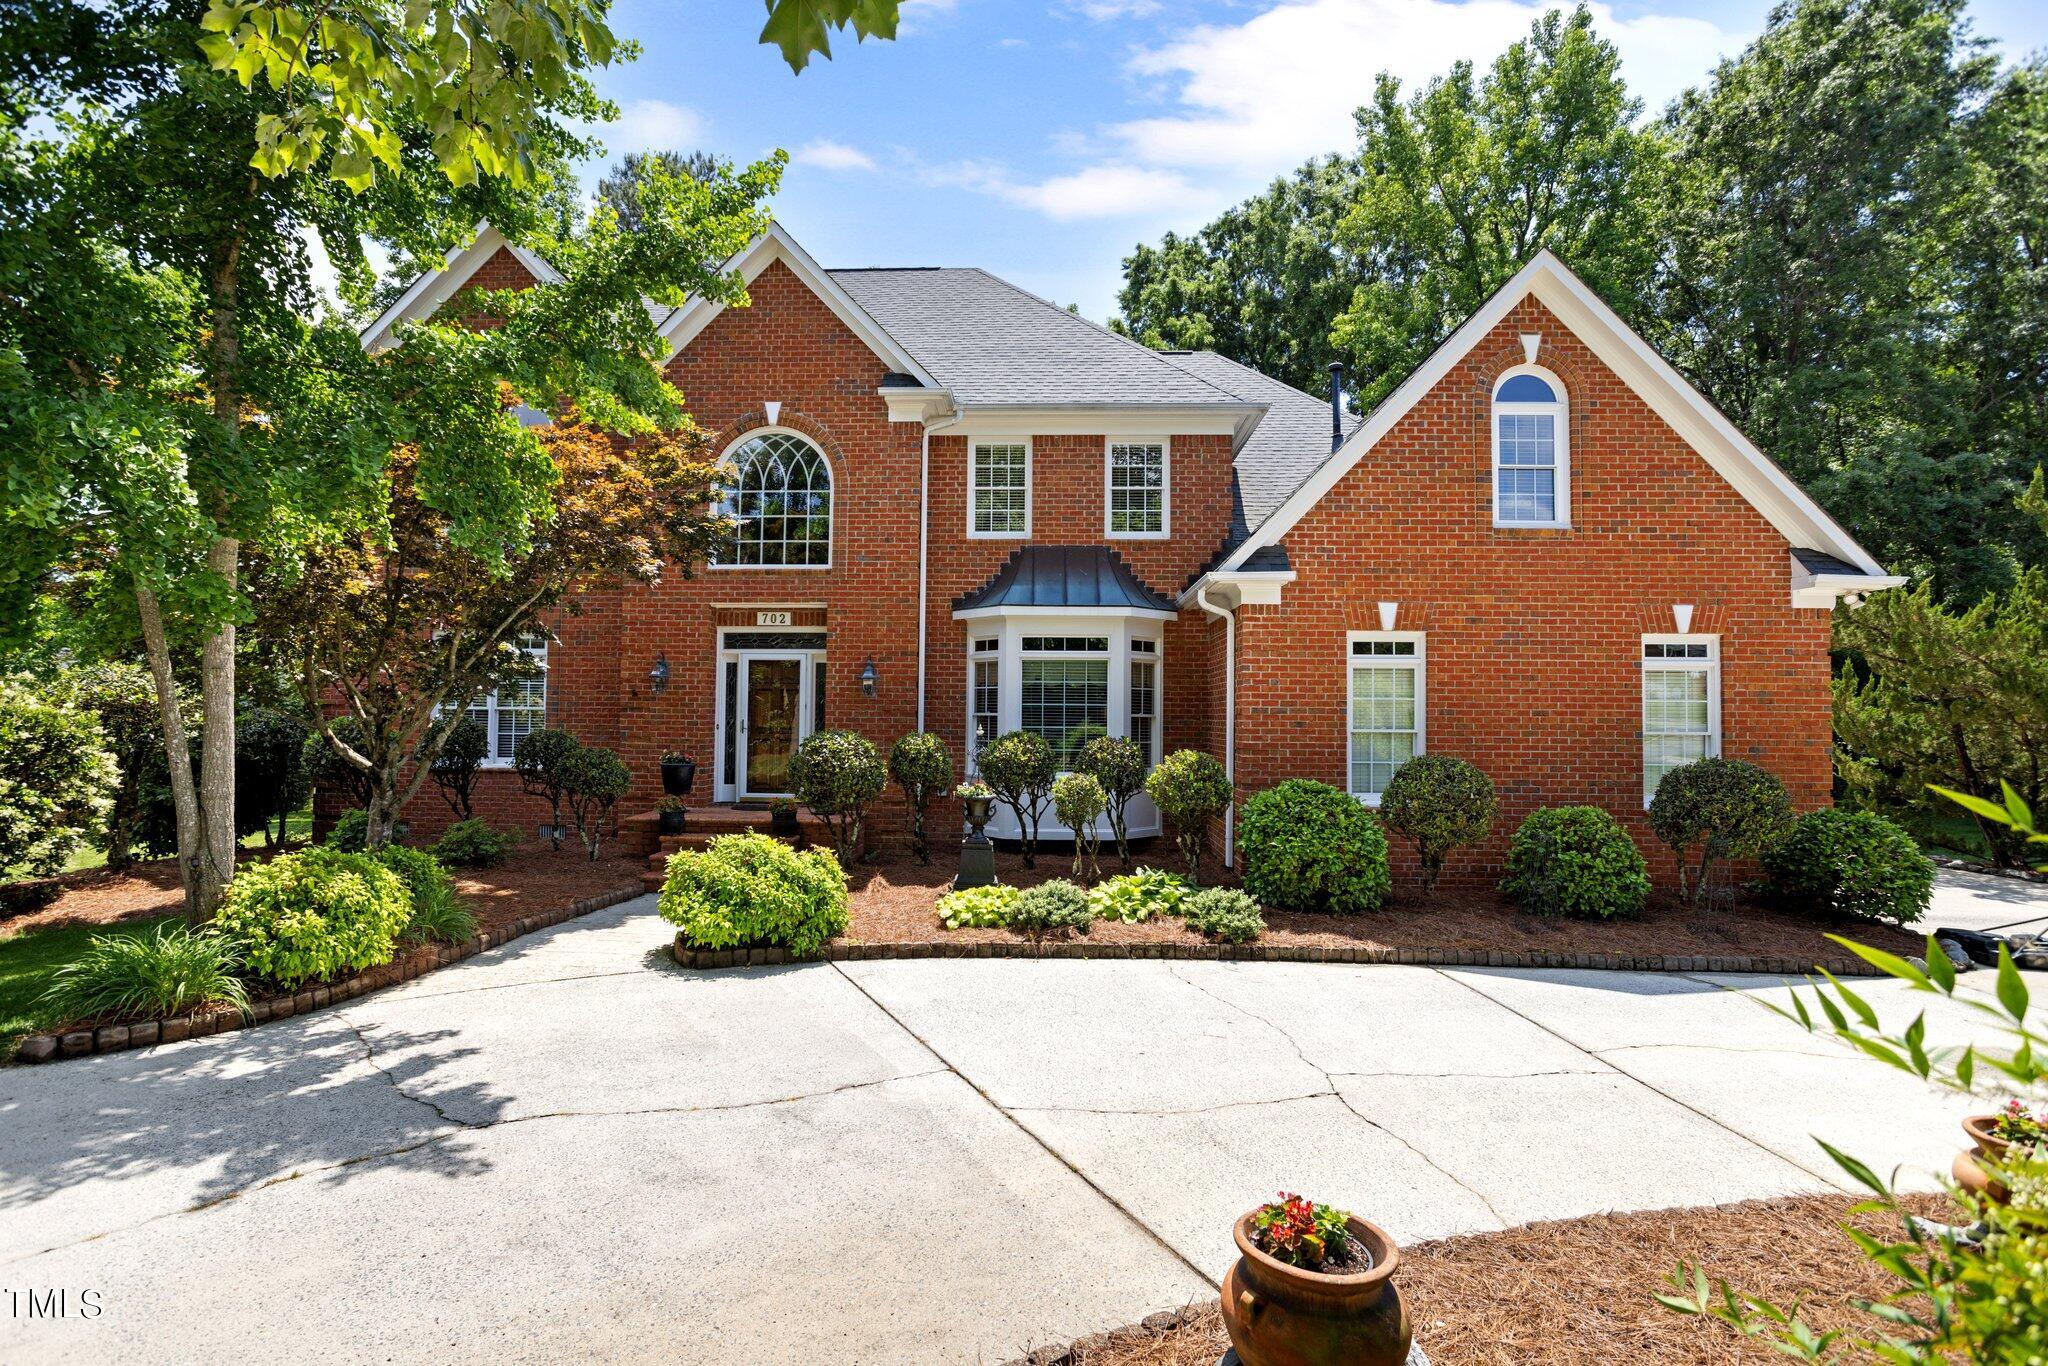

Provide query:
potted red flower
left=1221, top=1192, right=1411, bottom=1366
left=1954, top=1098, right=2046, bottom=1205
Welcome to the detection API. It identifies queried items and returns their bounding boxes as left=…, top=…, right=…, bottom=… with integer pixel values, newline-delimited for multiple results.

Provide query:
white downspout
left=1195, top=581, right=1236, bottom=869
left=917, top=409, right=964, bottom=733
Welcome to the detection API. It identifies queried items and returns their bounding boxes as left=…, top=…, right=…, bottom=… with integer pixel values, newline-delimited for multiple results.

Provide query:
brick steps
left=629, top=805, right=833, bottom=891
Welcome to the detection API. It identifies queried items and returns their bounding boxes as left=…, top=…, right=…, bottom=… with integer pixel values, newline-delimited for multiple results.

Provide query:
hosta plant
left=1088, top=868, right=1188, bottom=923
left=1252, top=1193, right=1353, bottom=1270
left=936, top=883, right=1019, bottom=930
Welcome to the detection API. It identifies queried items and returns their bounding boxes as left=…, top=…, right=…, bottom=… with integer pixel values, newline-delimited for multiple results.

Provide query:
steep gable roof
left=358, top=222, right=561, bottom=352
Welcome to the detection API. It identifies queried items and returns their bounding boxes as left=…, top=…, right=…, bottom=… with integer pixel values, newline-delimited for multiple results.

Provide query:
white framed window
left=1020, top=635, right=1110, bottom=769
left=970, top=637, right=1001, bottom=768
left=1129, top=645, right=1158, bottom=767
left=1347, top=632, right=1424, bottom=804
left=1642, top=635, right=1720, bottom=806
left=1491, top=368, right=1569, bottom=528
left=970, top=440, right=1030, bottom=537
left=1106, top=439, right=1169, bottom=538
left=455, top=633, right=548, bottom=766
left=714, top=429, right=833, bottom=567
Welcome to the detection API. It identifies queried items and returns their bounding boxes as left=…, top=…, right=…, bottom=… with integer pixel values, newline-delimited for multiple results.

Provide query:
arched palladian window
left=1491, top=368, right=1569, bottom=527
left=717, top=430, right=833, bottom=567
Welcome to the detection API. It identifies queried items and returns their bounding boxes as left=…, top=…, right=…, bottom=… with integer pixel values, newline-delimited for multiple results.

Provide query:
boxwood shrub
left=1184, top=887, right=1265, bottom=944
left=1011, top=879, right=1095, bottom=942
left=1380, top=755, right=1496, bottom=893
left=1239, top=779, right=1391, bottom=915
left=1501, top=806, right=1650, bottom=919
left=1763, top=807, right=1933, bottom=926
left=215, top=847, right=414, bottom=987
left=659, top=830, right=848, bottom=958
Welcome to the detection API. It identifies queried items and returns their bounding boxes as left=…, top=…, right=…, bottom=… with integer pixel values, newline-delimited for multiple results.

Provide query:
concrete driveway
left=0, top=871, right=2033, bottom=1364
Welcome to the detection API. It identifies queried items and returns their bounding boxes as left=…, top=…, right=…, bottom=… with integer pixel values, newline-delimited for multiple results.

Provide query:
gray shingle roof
left=830, top=268, right=1249, bottom=408
left=1792, top=548, right=1865, bottom=577
left=1155, top=351, right=1355, bottom=542
left=953, top=546, right=1175, bottom=615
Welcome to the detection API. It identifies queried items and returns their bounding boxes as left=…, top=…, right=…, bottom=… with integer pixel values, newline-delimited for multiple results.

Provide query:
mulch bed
left=1043, top=1192, right=1951, bottom=1365
left=839, top=845, right=1925, bottom=966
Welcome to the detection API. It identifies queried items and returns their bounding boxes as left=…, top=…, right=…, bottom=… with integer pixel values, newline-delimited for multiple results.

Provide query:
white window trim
left=1104, top=436, right=1171, bottom=540
left=967, top=637, right=1001, bottom=774
left=1490, top=365, right=1570, bottom=530
left=710, top=426, right=834, bottom=571
left=1641, top=633, right=1721, bottom=808
left=461, top=634, right=549, bottom=769
left=1345, top=631, right=1425, bottom=806
left=968, top=437, right=1032, bottom=539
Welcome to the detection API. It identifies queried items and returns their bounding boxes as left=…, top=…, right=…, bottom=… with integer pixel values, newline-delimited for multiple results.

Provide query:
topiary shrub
left=1648, top=758, right=1795, bottom=907
left=1088, top=867, right=1188, bottom=922
left=1011, top=878, right=1095, bottom=943
left=1763, top=807, right=1933, bottom=926
left=978, top=731, right=1057, bottom=868
left=1079, top=735, right=1147, bottom=870
left=1238, top=779, right=1391, bottom=914
left=936, top=883, right=1019, bottom=930
left=215, top=847, right=413, bottom=987
left=39, top=923, right=248, bottom=1026
left=789, top=729, right=887, bottom=864
left=370, top=844, right=474, bottom=944
left=888, top=732, right=954, bottom=865
left=659, top=830, right=848, bottom=958
left=514, top=728, right=581, bottom=851
left=1501, top=806, right=1650, bottom=919
left=1184, top=886, right=1265, bottom=944
left=1144, top=749, right=1233, bottom=883
left=432, top=818, right=517, bottom=868
left=324, top=808, right=370, bottom=853
left=1052, top=771, right=1107, bottom=881
left=561, top=745, right=631, bottom=861
left=428, top=717, right=489, bottom=820
left=1380, top=755, right=1497, bottom=894
left=0, top=678, right=116, bottom=878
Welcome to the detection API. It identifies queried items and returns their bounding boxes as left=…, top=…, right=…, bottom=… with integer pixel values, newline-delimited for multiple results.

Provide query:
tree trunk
left=195, top=536, right=240, bottom=910
left=135, top=583, right=219, bottom=919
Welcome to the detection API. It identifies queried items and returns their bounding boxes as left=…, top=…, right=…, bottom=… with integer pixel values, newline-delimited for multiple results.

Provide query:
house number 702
left=755, top=611, right=792, bottom=627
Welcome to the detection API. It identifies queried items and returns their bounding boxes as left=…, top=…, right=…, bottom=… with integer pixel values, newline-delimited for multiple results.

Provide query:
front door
left=741, top=656, right=805, bottom=797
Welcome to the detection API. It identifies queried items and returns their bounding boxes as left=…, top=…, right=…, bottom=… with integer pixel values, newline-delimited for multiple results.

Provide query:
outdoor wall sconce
left=649, top=653, right=670, bottom=695
left=860, top=656, right=879, bottom=698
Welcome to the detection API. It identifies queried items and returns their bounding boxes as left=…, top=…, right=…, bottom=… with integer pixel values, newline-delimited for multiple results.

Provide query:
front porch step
left=629, top=804, right=834, bottom=892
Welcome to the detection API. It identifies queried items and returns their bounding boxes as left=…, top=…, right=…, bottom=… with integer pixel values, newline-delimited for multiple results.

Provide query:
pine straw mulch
left=1070, top=1192, right=1952, bottom=1365
left=2, top=840, right=645, bottom=942
left=839, top=844, right=1924, bottom=965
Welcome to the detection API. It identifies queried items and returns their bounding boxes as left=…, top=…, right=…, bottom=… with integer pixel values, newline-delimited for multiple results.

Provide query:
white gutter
left=918, top=409, right=965, bottom=731
left=1195, top=583, right=1236, bottom=869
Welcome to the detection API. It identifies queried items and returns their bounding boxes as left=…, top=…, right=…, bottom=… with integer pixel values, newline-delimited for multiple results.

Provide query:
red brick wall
left=1230, top=296, right=1831, bottom=888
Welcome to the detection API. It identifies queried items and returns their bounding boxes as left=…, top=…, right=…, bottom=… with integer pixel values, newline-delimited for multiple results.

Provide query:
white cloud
left=794, top=139, right=878, bottom=172
left=1068, top=0, right=1162, bottom=19
left=601, top=99, right=706, bottom=155
left=999, top=36, right=1029, bottom=48
left=920, top=157, right=1201, bottom=220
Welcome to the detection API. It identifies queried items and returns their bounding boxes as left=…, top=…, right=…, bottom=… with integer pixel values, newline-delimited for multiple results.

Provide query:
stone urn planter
left=660, top=753, right=697, bottom=797
left=1954, top=1114, right=2017, bottom=1205
left=953, top=784, right=996, bottom=890
left=1221, top=1208, right=1411, bottom=1366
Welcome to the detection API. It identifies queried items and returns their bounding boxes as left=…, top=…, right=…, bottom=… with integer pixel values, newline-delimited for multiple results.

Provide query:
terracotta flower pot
left=1954, top=1114, right=2014, bottom=1205
left=1221, top=1211, right=1411, bottom=1366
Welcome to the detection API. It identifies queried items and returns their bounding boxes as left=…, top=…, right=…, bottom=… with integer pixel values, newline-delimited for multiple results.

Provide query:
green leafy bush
left=0, top=678, right=116, bottom=878
left=39, top=924, right=248, bottom=1024
left=1501, top=806, right=1649, bottom=919
left=1647, top=758, right=1794, bottom=906
left=1762, top=807, right=1932, bottom=925
left=371, top=844, right=475, bottom=944
left=215, top=847, right=413, bottom=987
left=978, top=731, right=1057, bottom=867
left=1079, top=735, right=1147, bottom=869
left=659, top=830, right=848, bottom=958
left=1088, top=867, right=1188, bottom=922
left=789, top=729, right=887, bottom=863
left=1184, top=887, right=1265, bottom=943
left=1011, top=879, right=1095, bottom=942
left=1380, top=755, right=1496, bottom=893
left=1238, top=779, right=1391, bottom=914
left=428, top=717, right=489, bottom=820
left=889, top=732, right=954, bottom=865
left=1052, top=771, right=1107, bottom=881
left=432, top=818, right=516, bottom=868
left=936, top=883, right=1019, bottom=930
left=324, top=808, right=370, bottom=853
left=1144, top=748, right=1233, bottom=882
left=40, top=662, right=174, bottom=870
left=514, top=728, right=581, bottom=850
left=562, top=744, right=631, bottom=861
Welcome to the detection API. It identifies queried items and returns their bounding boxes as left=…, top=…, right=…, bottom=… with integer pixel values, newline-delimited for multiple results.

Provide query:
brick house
left=360, top=222, right=1900, bottom=884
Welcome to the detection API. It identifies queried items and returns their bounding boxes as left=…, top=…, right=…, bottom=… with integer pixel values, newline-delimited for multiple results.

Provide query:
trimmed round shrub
left=215, top=847, right=413, bottom=987
left=789, top=729, right=887, bottom=863
left=1088, top=868, right=1188, bottom=922
left=1011, top=878, right=1095, bottom=942
left=1052, top=771, right=1108, bottom=879
left=371, top=844, right=475, bottom=944
left=1647, top=758, right=1794, bottom=906
left=1764, top=808, right=1933, bottom=926
left=936, top=883, right=1019, bottom=930
left=1501, top=806, right=1650, bottom=919
left=659, top=830, right=848, bottom=958
left=39, top=924, right=248, bottom=1026
left=1144, top=749, right=1234, bottom=882
left=1079, top=734, right=1147, bottom=866
left=1380, top=755, right=1497, bottom=893
left=1238, top=779, right=1391, bottom=915
left=979, top=730, right=1058, bottom=867
left=888, top=732, right=954, bottom=865
left=1184, top=886, right=1265, bottom=944
left=432, top=818, right=516, bottom=868
left=324, top=808, right=370, bottom=853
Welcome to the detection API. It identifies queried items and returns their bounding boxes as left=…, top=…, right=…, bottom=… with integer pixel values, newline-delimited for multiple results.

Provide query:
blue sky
left=573, top=0, right=2048, bottom=324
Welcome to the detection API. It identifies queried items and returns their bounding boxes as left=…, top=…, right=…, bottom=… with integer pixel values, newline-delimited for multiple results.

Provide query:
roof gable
left=357, top=222, right=560, bottom=352
left=1215, top=251, right=1888, bottom=578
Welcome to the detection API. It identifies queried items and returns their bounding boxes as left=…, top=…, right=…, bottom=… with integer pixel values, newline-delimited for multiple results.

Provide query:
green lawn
left=0, top=916, right=179, bottom=1054
left=50, top=803, right=315, bottom=876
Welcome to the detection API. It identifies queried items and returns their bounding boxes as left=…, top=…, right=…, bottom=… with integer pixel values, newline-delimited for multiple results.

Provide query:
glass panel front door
left=743, top=658, right=804, bottom=796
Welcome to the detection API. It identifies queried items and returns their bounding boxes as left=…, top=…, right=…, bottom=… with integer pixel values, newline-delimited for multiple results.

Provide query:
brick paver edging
left=1928, top=853, right=2048, bottom=885
left=671, top=932, right=1886, bottom=978
left=13, top=885, right=646, bottom=1066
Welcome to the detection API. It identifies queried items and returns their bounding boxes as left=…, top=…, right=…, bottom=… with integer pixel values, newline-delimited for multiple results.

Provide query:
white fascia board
left=951, top=604, right=1178, bottom=622
left=1219, top=250, right=1890, bottom=579
left=1789, top=553, right=1907, bottom=608
left=358, top=221, right=558, bottom=353
left=1176, top=570, right=1296, bottom=610
left=948, top=404, right=1261, bottom=438
left=658, top=223, right=939, bottom=387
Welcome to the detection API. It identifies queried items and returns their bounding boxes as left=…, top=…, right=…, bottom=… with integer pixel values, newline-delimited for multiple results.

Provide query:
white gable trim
left=357, top=222, right=561, bottom=353
left=656, top=222, right=941, bottom=388
left=1217, top=250, right=1888, bottom=578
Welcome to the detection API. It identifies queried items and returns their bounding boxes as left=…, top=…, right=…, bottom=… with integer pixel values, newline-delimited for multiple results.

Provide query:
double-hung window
left=970, top=637, right=1001, bottom=768
left=1129, top=638, right=1158, bottom=766
left=451, top=632, right=548, bottom=765
left=1347, top=634, right=1423, bottom=804
left=1642, top=637, right=1719, bottom=805
left=1107, top=440, right=1168, bottom=537
left=1019, top=636, right=1110, bottom=769
left=1492, top=369, right=1568, bottom=527
left=970, top=441, right=1029, bottom=536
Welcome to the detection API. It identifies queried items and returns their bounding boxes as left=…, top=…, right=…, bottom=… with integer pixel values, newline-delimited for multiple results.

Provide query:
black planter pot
left=660, top=759, right=698, bottom=797
left=963, top=795, right=993, bottom=837
left=770, top=807, right=800, bottom=837
left=657, top=808, right=687, bottom=836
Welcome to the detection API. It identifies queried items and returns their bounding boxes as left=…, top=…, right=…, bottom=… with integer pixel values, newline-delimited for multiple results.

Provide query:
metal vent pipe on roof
left=1327, top=362, right=1345, bottom=452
